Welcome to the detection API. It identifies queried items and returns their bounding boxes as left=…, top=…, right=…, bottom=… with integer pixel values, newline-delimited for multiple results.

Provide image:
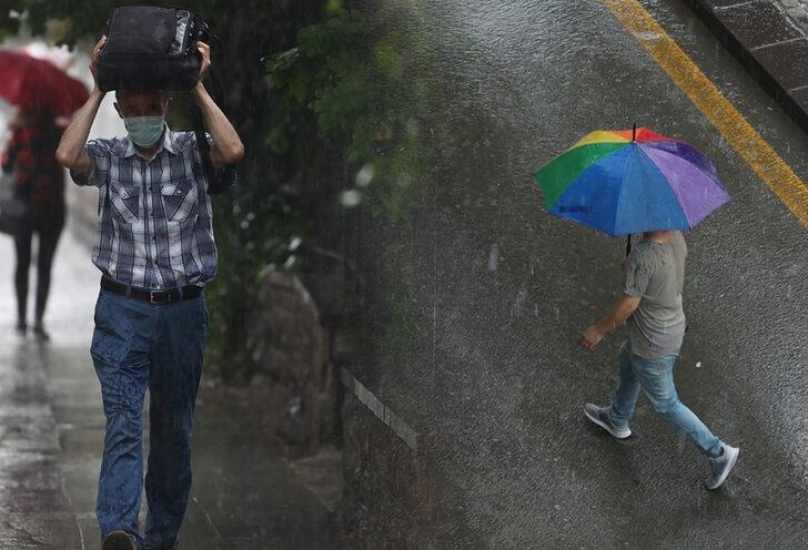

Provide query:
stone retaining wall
left=336, top=377, right=481, bottom=550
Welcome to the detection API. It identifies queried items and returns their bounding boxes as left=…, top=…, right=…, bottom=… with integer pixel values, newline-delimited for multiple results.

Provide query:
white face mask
left=124, top=115, right=165, bottom=148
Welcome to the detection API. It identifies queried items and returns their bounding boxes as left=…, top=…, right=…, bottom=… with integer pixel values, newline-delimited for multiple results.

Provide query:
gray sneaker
left=102, top=530, right=138, bottom=550
left=705, top=443, right=739, bottom=490
left=584, top=403, right=631, bottom=439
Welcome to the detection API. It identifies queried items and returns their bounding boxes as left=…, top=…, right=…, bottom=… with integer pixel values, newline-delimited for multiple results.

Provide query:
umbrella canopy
left=534, top=127, right=731, bottom=236
left=0, top=50, right=89, bottom=118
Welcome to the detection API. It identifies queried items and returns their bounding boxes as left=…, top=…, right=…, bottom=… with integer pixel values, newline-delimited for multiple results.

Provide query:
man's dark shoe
left=102, top=530, right=138, bottom=550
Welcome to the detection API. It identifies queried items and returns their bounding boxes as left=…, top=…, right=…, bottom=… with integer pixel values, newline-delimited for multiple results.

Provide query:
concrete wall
left=328, top=2, right=560, bottom=545
left=326, top=1, right=658, bottom=546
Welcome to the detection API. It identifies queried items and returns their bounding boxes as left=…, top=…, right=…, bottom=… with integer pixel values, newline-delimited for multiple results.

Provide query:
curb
left=682, top=0, right=808, bottom=135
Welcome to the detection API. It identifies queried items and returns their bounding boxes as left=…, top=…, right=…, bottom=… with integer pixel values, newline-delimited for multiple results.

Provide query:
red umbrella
left=0, top=50, right=89, bottom=117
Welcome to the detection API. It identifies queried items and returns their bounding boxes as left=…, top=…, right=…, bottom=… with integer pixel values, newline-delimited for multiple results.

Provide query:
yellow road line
left=599, top=0, right=808, bottom=228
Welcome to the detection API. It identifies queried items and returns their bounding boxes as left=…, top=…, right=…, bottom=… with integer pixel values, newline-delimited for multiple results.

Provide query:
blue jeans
left=609, top=341, right=723, bottom=458
left=91, top=289, right=208, bottom=549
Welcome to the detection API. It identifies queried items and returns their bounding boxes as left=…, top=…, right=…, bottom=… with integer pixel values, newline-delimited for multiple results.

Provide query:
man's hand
left=90, top=35, right=107, bottom=89
left=577, top=295, right=641, bottom=353
left=195, top=41, right=211, bottom=85
left=579, top=326, right=605, bottom=351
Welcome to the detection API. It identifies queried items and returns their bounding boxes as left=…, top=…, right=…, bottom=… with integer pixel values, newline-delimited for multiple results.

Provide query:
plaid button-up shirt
left=72, top=129, right=216, bottom=289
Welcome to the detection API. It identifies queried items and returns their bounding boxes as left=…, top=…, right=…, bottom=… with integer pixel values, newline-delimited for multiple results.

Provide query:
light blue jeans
left=609, top=340, right=723, bottom=458
left=91, top=289, right=208, bottom=549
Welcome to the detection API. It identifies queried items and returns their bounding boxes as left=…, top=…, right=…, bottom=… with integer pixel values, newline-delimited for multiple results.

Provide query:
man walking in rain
left=55, top=35, right=243, bottom=550
left=579, top=230, right=739, bottom=490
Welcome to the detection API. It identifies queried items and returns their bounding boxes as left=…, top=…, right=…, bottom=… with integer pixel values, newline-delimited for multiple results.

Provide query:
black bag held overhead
left=98, top=5, right=237, bottom=194
left=97, top=6, right=211, bottom=92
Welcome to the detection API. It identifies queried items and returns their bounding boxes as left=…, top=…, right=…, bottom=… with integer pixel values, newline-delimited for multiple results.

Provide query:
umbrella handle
left=626, top=235, right=632, bottom=257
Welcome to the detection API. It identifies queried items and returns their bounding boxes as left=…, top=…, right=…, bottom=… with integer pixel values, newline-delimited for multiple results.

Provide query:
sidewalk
left=683, top=0, right=808, bottom=133
left=0, top=218, right=339, bottom=549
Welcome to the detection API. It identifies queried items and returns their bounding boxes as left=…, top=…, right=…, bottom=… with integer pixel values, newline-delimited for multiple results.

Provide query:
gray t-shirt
left=623, top=231, right=687, bottom=358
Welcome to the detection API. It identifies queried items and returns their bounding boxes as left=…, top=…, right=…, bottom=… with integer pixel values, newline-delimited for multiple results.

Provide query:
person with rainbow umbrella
left=535, top=126, right=739, bottom=490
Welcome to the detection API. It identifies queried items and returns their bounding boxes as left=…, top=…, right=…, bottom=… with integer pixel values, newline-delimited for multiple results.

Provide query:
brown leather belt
left=101, top=277, right=202, bottom=305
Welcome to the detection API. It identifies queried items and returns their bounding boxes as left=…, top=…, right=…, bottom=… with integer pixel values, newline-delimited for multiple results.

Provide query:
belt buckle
left=149, top=290, right=165, bottom=305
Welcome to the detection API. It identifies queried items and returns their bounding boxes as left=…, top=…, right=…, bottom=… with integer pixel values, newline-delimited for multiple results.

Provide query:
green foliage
left=0, top=1, right=22, bottom=40
left=266, top=7, right=432, bottom=224
left=265, top=10, right=369, bottom=155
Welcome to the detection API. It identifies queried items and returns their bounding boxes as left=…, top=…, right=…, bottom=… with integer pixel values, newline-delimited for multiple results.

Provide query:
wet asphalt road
left=0, top=222, right=337, bottom=548
left=341, top=0, right=808, bottom=548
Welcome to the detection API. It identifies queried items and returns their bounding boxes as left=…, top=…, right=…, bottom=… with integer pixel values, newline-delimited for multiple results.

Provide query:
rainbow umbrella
left=534, top=127, right=730, bottom=237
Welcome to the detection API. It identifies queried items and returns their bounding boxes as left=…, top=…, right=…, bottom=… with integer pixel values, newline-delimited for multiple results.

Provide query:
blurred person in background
left=1, top=106, right=65, bottom=340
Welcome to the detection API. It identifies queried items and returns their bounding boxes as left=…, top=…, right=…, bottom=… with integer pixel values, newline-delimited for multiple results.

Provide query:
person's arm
left=55, top=89, right=105, bottom=173
left=578, top=294, right=641, bottom=351
left=192, top=41, right=244, bottom=169
left=55, top=36, right=107, bottom=173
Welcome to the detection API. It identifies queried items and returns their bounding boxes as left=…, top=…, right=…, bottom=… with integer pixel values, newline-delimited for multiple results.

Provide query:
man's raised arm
left=192, top=41, right=244, bottom=169
left=56, top=36, right=107, bottom=173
